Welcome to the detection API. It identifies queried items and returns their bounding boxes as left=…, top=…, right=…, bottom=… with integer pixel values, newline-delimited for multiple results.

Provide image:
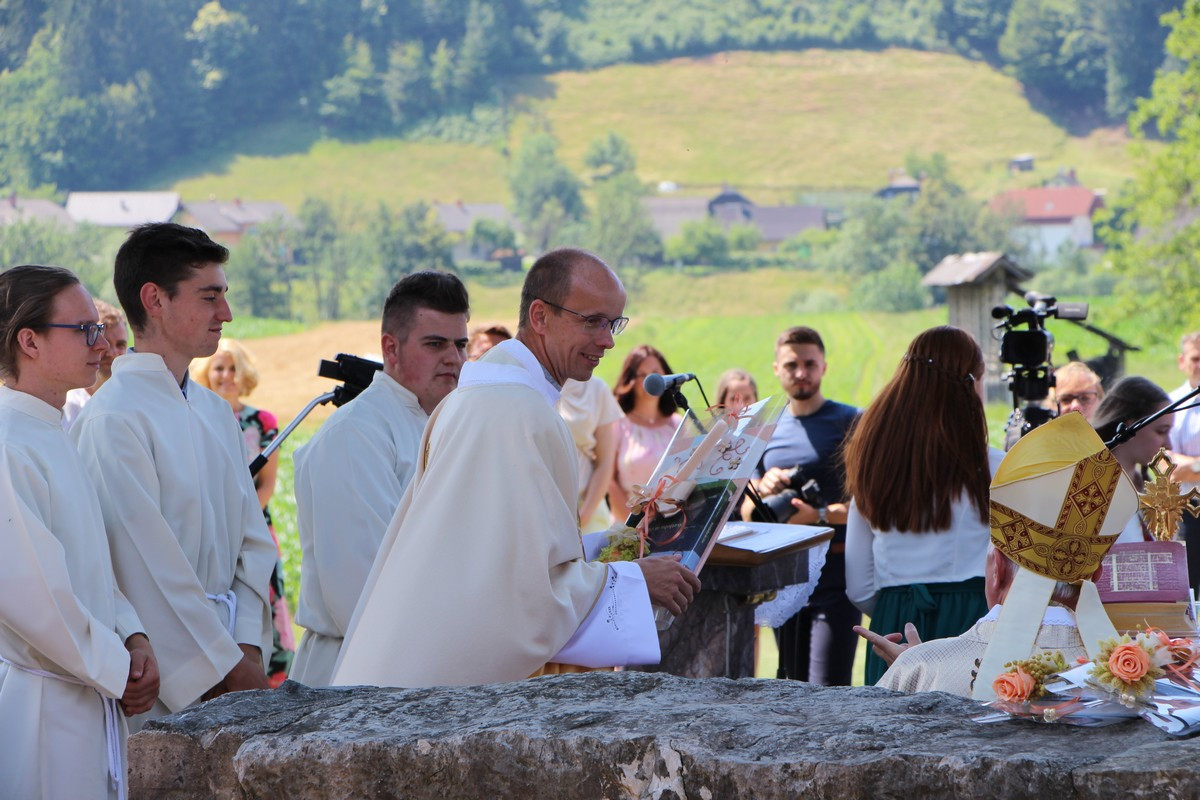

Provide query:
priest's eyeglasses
left=36, top=322, right=106, bottom=346
left=537, top=299, right=628, bottom=336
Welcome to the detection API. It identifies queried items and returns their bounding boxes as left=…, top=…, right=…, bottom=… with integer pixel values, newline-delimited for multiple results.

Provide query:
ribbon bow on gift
left=628, top=474, right=694, bottom=557
left=625, top=417, right=732, bottom=558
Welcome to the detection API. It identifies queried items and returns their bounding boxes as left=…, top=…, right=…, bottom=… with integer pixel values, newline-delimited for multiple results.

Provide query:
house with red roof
left=989, top=185, right=1104, bottom=260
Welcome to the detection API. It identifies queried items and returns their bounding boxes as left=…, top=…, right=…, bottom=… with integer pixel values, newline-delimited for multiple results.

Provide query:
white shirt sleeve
left=844, top=500, right=878, bottom=616
left=551, top=561, right=661, bottom=668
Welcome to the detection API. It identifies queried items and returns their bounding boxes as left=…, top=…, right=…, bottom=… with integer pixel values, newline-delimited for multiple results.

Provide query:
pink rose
left=993, top=666, right=1036, bottom=703
left=1108, top=643, right=1150, bottom=683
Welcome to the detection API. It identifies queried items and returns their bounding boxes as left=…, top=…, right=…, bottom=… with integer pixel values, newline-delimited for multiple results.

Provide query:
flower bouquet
left=975, top=630, right=1200, bottom=736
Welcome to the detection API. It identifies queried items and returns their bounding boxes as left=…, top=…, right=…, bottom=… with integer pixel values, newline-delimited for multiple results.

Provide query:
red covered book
left=1097, top=541, right=1191, bottom=604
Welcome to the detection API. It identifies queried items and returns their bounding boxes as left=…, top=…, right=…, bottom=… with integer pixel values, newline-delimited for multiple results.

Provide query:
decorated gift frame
left=600, top=395, right=787, bottom=573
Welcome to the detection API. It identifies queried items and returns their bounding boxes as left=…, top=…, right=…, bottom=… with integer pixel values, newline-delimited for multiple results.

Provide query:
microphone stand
left=1105, top=383, right=1200, bottom=450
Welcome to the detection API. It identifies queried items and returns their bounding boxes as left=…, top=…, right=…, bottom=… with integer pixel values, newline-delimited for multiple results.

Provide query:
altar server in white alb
left=0, top=265, right=159, bottom=800
left=72, top=224, right=277, bottom=724
left=290, top=271, right=470, bottom=686
left=334, top=248, right=701, bottom=688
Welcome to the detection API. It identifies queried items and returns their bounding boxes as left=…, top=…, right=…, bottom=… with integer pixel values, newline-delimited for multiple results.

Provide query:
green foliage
left=998, top=0, right=1107, bottom=103
left=508, top=130, right=584, bottom=252
left=584, top=130, right=637, bottom=181
left=849, top=262, right=930, bottom=312
left=225, top=220, right=294, bottom=319
left=0, top=219, right=116, bottom=298
left=320, top=38, right=384, bottom=131
left=368, top=200, right=454, bottom=304
left=586, top=172, right=662, bottom=269
left=1104, top=1, right=1200, bottom=341
left=664, top=218, right=730, bottom=266
left=726, top=223, right=763, bottom=253
left=1098, top=0, right=1177, bottom=118
left=468, top=216, right=517, bottom=255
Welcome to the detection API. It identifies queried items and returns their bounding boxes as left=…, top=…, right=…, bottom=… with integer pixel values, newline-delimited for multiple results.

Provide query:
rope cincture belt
left=0, top=654, right=126, bottom=800
left=206, top=589, right=237, bottom=635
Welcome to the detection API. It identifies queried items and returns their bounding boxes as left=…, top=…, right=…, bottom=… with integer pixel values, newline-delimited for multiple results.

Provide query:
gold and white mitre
left=972, top=412, right=1139, bottom=700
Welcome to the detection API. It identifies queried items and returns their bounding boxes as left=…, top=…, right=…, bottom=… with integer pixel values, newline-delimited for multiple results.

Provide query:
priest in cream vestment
left=292, top=271, right=470, bottom=686
left=334, top=249, right=700, bottom=687
left=0, top=267, right=158, bottom=800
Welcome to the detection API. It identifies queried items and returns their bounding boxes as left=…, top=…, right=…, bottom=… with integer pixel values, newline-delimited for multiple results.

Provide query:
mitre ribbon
left=972, top=413, right=1138, bottom=701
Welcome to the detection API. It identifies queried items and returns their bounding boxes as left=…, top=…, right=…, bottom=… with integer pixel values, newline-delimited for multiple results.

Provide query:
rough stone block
left=129, top=673, right=1198, bottom=799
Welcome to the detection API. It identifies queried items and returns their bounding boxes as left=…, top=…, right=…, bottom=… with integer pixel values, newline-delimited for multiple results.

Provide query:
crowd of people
left=3, top=222, right=1198, bottom=796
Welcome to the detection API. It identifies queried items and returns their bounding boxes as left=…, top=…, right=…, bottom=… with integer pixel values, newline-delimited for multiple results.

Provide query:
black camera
left=992, top=292, right=1088, bottom=440
left=318, top=353, right=383, bottom=407
left=757, top=466, right=823, bottom=523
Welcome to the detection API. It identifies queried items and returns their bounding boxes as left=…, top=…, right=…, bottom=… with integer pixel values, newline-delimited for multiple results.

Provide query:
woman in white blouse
left=843, top=326, right=1002, bottom=685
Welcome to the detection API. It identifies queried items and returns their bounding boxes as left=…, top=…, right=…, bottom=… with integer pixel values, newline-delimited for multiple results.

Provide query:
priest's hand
left=636, top=554, right=702, bottom=616
left=852, top=622, right=923, bottom=668
left=222, top=644, right=271, bottom=694
left=121, top=634, right=160, bottom=716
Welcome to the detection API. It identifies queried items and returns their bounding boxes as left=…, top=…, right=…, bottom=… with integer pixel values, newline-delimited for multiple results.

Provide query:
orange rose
left=993, top=666, right=1036, bottom=703
left=1108, top=642, right=1150, bottom=683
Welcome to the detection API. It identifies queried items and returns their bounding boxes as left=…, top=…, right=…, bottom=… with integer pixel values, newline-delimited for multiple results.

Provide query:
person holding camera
left=743, top=326, right=860, bottom=685
left=843, top=326, right=1003, bottom=686
left=290, top=271, right=470, bottom=687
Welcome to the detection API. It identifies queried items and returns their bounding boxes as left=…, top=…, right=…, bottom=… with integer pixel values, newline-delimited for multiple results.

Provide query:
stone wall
left=130, top=673, right=1200, bottom=799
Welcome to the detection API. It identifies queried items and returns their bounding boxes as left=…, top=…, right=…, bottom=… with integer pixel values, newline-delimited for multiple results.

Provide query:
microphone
left=643, top=372, right=696, bottom=397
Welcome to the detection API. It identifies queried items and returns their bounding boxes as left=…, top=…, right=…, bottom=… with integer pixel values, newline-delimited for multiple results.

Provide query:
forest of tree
left=0, top=0, right=1182, bottom=192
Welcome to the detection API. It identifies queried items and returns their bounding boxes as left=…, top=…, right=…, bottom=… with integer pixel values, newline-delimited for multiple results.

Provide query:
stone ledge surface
left=130, top=673, right=1199, bottom=799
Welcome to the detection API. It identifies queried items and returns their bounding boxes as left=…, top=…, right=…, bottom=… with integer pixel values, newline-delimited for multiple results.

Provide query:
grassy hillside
left=162, top=48, right=1144, bottom=209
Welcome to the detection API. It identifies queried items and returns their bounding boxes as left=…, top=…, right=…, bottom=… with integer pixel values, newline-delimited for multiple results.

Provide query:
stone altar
left=131, top=673, right=1200, bottom=799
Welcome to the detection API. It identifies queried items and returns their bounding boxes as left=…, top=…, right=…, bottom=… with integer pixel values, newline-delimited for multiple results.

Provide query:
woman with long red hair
left=843, top=325, right=1003, bottom=685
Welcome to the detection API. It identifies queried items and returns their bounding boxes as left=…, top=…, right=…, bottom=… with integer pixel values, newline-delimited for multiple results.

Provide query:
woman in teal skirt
left=842, top=326, right=1003, bottom=685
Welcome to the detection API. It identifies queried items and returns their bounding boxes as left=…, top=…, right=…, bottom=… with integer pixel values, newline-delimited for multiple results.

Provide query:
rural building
left=922, top=251, right=1033, bottom=402
left=0, top=193, right=73, bottom=227
left=435, top=201, right=519, bottom=261
left=989, top=185, right=1104, bottom=260
left=178, top=198, right=295, bottom=246
left=644, top=187, right=826, bottom=248
left=875, top=170, right=921, bottom=200
left=65, top=191, right=180, bottom=228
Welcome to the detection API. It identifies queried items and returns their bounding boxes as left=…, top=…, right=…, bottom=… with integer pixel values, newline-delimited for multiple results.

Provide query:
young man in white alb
left=72, top=223, right=276, bottom=726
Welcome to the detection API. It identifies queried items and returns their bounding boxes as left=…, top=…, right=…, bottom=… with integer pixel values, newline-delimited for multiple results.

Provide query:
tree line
left=0, top=0, right=1182, bottom=192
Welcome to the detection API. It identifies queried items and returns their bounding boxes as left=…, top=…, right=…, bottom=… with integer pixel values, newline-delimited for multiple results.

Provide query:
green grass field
left=158, top=49, right=1147, bottom=210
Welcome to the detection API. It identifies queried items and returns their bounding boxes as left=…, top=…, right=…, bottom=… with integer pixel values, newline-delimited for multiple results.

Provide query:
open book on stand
left=709, top=521, right=834, bottom=567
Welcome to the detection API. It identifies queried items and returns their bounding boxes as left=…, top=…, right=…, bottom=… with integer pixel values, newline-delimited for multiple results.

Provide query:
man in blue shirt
left=747, top=326, right=860, bottom=684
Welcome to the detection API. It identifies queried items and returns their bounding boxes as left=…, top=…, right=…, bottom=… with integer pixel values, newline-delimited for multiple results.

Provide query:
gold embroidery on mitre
left=989, top=450, right=1123, bottom=583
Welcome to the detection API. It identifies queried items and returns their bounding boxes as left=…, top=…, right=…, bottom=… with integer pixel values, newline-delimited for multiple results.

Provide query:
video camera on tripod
left=317, top=353, right=382, bottom=408
left=992, top=291, right=1088, bottom=441
left=249, top=353, right=382, bottom=477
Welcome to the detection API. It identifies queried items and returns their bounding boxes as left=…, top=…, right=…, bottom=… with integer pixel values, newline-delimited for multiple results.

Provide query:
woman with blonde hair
left=843, top=325, right=1003, bottom=685
left=192, top=338, right=295, bottom=685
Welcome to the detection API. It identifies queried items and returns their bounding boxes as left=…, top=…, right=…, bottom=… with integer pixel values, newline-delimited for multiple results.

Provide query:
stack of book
left=1098, top=541, right=1198, bottom=637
